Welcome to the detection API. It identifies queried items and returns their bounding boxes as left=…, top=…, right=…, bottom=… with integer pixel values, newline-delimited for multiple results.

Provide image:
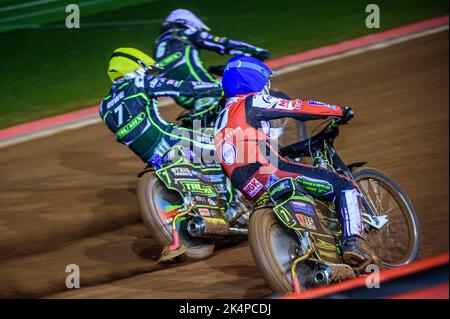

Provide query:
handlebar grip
left=340, top=107, right=354, bottom=124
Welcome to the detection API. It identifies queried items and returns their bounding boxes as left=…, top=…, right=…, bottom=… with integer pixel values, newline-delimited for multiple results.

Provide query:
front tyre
left=137, top=172, right=215, bottom=261
left=353, top=168, right=420, bottom=267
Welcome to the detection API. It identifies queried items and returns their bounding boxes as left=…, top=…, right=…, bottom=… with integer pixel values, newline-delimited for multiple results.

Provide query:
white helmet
left=163, top=9, right=210, bottom=32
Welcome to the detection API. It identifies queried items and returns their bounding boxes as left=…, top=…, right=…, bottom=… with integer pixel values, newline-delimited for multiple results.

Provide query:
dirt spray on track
left=0, top=31, right=448, bottom=298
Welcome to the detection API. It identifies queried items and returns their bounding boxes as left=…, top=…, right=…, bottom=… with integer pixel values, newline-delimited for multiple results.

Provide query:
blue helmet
left=222, top=56, right=272, bottom=98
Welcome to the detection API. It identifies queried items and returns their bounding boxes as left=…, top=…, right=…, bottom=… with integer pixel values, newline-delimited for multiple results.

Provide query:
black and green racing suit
left=99, top=75, right=223, bottom=167
left=153, top=27, right=269, bottom=118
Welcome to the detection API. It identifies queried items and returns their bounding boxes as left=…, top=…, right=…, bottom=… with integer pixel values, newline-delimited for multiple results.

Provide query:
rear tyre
left=137, top=172, right=215, bottom=261
left=248, top=208, right=314, bottom=294
left=353, top=168, right=420, bottom=267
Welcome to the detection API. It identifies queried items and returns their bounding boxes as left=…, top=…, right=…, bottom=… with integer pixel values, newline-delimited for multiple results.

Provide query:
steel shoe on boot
left=342, top=236, right=383, bottom=273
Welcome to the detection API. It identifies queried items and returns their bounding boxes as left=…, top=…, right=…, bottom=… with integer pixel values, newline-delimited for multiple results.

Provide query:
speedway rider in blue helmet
left=214, top=55, right=382, bottom=272
left=153, top=9, right=270, bottom=124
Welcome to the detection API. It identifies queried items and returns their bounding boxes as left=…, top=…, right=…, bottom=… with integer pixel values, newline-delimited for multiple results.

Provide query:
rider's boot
left=342, top=235, right=383, bottom=272
left=339, top=189, right=383, bottom=272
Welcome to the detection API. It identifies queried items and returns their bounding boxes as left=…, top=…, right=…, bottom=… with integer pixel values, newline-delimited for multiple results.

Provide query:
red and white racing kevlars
left=214, top=92, right=344, bottom=201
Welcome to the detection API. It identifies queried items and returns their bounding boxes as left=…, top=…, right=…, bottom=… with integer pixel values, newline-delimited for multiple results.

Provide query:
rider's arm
left=188, top=30, right=269, bottom=60
left=142, top=75, right=223, bottom=98
left=250, top=93, right=344, bottom=121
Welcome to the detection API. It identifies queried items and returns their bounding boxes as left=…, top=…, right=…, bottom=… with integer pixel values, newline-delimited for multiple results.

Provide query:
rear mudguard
left=156, top=161, right=232, bottom=219
left=347, top=161, right=368, bottom=172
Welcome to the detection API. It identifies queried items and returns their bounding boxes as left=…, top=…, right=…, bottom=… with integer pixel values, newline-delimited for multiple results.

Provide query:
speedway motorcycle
left=137, top=86, right=418, bottom=292
left=136, top=87, right=305, bottom=262
left=137, top=145, right=252, bottom=261
left=248, top=117, right=420, bottom=293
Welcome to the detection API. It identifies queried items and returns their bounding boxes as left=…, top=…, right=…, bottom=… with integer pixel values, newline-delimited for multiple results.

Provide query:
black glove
left=341, top=106, right=354, bottom=124
left=255, top=49, right=270, bottom=61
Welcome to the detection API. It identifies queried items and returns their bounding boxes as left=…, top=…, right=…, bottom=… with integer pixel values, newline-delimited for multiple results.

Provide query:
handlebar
left=278, top=119, right=344, bottom=158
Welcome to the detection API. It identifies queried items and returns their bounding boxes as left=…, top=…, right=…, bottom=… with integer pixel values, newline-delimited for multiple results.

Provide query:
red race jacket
left=214, top=92, right=344, bottom=199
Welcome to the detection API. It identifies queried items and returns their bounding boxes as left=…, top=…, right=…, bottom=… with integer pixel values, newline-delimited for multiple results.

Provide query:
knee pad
left=268, top=177, right=306, bottom=205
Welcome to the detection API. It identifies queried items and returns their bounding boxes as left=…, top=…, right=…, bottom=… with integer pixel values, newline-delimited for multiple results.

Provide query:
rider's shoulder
left=251, top=92, right=278, bottom=108
left=135, top=74, right=160, bottom=89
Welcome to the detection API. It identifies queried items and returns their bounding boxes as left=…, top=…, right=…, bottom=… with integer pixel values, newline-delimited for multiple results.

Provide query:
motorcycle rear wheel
left=137, top=172, right=215, bottom=261
left=248, top=208, right=315, bottom=294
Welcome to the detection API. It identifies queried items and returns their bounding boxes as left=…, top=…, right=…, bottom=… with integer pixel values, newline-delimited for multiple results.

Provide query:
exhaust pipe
left=314, top=267, right=332, bottom=286
left=229, top=227, right=248, bottom=236
left=187, top=216, right=248, bottom=237
left=187, top=217, right=206, bottom=237
left=187, top=216, right=230, bottom=237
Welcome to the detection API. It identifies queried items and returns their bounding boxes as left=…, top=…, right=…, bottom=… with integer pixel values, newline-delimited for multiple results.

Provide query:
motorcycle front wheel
left=353, top=168, right=420, bottom=267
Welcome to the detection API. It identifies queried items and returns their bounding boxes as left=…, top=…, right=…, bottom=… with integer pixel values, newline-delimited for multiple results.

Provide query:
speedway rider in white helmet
left=153, top=9, right=270, bottom=125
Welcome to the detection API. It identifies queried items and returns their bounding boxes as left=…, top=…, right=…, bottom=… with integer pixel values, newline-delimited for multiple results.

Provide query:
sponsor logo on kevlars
left=221, top=142, right=237, bottom=165
left=243, top=178, right=263, bottom=197
left=290, top=201, right=315, bottom=215
left=308, top=100, right=339, bottom=110
left=296, top=214, right=317, bottom=230
left=264, top=174, right=279, bottom=190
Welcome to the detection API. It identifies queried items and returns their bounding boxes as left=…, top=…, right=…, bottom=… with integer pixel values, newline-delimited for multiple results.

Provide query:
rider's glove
left=254, top=48, right=270, bottom=61
left=341, top=106, right=355, bottom=124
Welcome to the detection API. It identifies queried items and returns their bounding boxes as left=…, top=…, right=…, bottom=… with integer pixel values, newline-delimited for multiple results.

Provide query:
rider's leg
left=231, top=155, right=382, bottom=270
left=275, top=161, right=363, bottom=235
left=274, top=160, right=382, bottom=270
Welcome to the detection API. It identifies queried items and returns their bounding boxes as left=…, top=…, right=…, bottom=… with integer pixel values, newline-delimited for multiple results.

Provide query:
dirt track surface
left=0, top=31, right=448, bottom=299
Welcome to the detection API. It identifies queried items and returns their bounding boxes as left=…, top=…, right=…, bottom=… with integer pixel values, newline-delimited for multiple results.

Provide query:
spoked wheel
left=248, top=208, right=315, bottom=294
left=137, top=172, right=215, bottom=261
left=353, top=168, right=420, bottom=267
